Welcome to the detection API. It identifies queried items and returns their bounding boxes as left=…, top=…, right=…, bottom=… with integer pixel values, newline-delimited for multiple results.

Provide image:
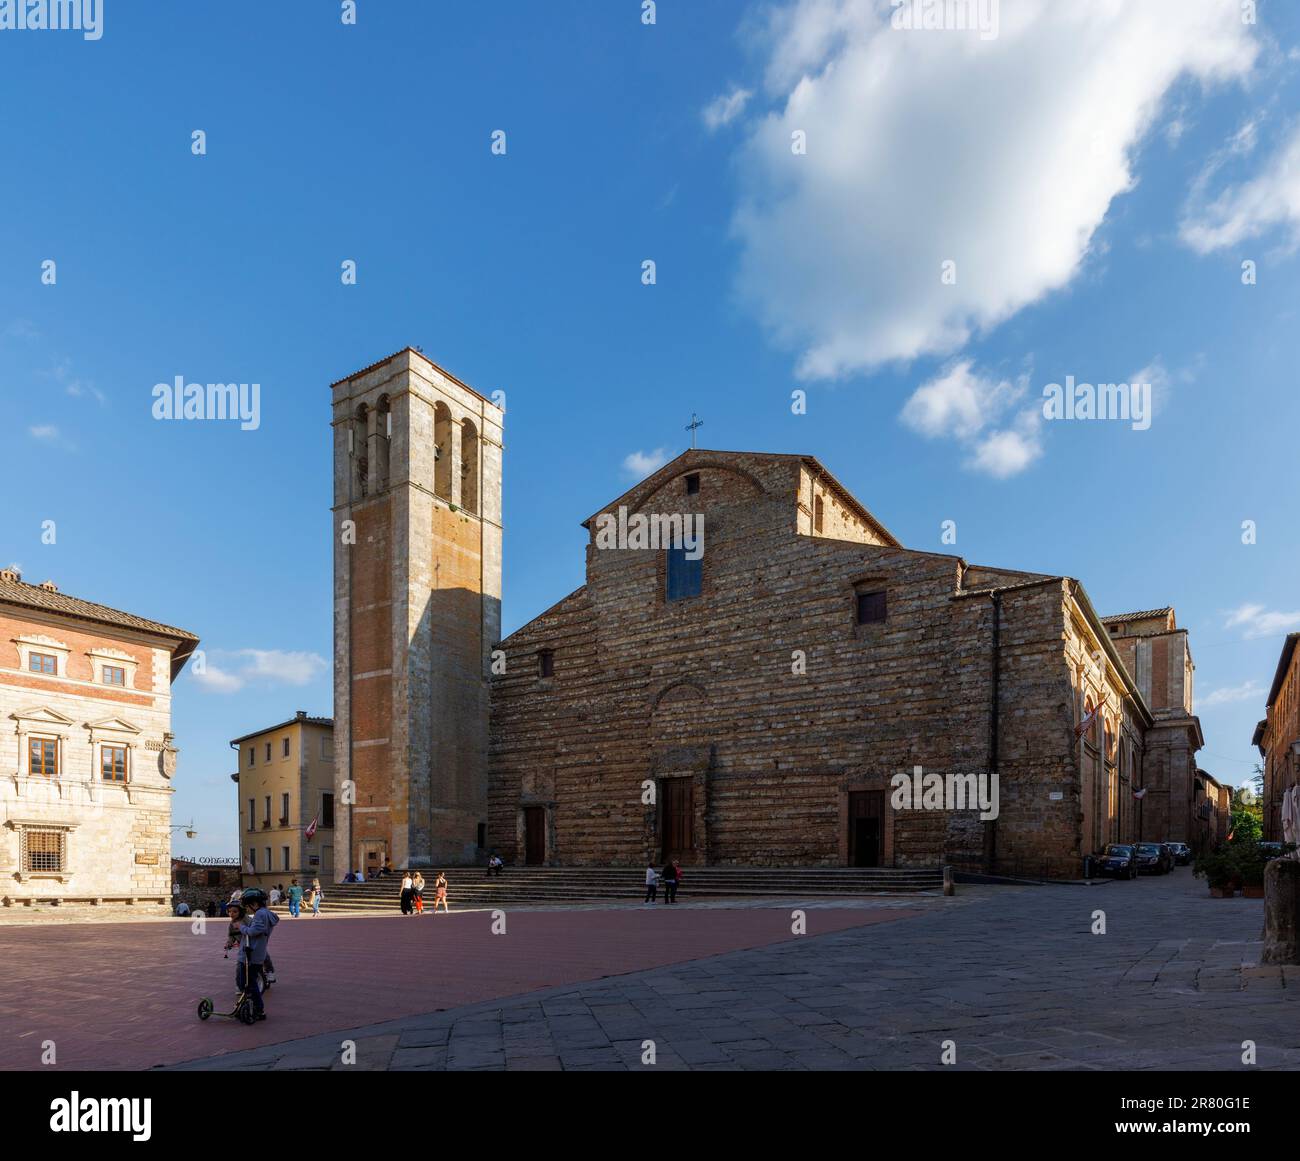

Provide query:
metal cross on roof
left=685, top=413, right=704, bottom=449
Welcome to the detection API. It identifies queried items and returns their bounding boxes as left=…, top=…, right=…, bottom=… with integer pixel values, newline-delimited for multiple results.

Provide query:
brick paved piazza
left=6, top=871, right=1300, bottom=1072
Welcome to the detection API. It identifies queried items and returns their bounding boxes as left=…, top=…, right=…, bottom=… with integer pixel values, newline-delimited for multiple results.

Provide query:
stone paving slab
left=0, top=901, right=919, bottom=1070
left=162, top=870, right=1300, bottom=1071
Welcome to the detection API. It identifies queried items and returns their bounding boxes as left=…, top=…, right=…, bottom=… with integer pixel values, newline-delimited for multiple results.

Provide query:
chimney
left=39, top=580, right=58, bottom=592
left=295, top=710, right=307, bottom=720
left=0, top=566, right=20, bottom=583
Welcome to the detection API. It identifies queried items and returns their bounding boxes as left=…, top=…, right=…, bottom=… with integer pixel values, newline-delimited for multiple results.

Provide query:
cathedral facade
left=486, top=449, right=1205, bottom=877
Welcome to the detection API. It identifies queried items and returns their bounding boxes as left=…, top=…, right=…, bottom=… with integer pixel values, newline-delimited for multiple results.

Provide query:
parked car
left=1163, top=842, right=1191, bottom=866
left=1096, top=844, right=1138, bottom=879
left=1134, top=843, right=1173, bottom=874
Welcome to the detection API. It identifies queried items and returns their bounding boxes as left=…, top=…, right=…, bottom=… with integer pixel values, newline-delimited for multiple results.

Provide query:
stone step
left=281, top=866, right=944, bottom=912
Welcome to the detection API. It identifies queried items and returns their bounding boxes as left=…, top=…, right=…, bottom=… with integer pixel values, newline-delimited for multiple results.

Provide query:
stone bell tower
left=331, top=348, right=503, bottom=873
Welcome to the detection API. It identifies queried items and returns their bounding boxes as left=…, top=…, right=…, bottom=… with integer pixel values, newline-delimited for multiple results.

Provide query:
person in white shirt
left=269, top=886, right=281, bottom=905
left=644, top=862, right=658, bottom=904
left=400, top=872, right=414, bottom=915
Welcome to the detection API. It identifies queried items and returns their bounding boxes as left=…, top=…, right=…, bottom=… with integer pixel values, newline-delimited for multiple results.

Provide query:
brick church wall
left=489, top=452, right=1133, bottom=875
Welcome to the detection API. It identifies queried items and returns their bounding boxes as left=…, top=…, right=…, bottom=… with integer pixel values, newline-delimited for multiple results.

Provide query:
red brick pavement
left=0, top=906, right=916, bottom=1071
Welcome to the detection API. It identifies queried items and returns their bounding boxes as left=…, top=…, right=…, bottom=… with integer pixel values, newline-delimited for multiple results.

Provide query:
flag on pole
left=305, top=816, right=318, bottom=841
left=1075, top=703, right=1101, bottom=738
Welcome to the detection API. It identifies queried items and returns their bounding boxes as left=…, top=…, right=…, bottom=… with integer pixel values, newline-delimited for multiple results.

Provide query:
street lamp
left=171, top=819, right=197, bottom=840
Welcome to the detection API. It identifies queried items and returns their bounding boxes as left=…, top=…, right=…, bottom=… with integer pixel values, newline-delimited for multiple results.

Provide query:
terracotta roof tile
left=0, top=576, right=198, bottom=646
left=330, top=346, right=495, bottom=406
left=1102, top=607, right=1173, bottom=623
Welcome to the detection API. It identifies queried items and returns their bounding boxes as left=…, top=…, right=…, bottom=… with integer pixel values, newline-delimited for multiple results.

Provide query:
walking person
left=644, top=860, right=658, bottom=904
left=310, top=878, right=322, bottom=917
left=671, top=858, right=683, bottom=903
left=433, top=871, right=449, bottom=914
left=399, top=871, right=414, bottom=915
left=412, top=872, right=425, bottom=915
left=662, top=860, right=678, bottom=904
left=286, top=879, right=303, bottom=918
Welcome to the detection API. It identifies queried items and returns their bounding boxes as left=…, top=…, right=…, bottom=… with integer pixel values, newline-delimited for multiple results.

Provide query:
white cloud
left=1200, top=680, right=1264, bottom=708
left=238, top=649, right=327, bottom=686
left=190, top=663, right=245, bottom=694
left=901, top=360, right=1004, bottom=440
left=29, top=424, right=58, bottom=440
left=1224, top=603, right=1300, bottom=640
left=190, top=649, right=327, bottom=694
left=1180, top=121, right=1300, bottom=253
left=900, top=360, right=1042, bottom=478
left=703, top=87, right=752, bottom=131
left=729, top=0, right=1257, bottom=379
left=967, top=416, right=1043, bottom=479
left=623, top=448, right=669, bottom=478
left=66, top=380, right=107, bottom=405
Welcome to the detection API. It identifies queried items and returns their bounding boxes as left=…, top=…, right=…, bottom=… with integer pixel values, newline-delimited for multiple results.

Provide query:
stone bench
left=1, top=895, right=169, bottom=908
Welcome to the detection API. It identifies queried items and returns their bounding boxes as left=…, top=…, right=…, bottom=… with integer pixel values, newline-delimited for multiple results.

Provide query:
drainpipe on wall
left=986, top=590, right=1001, bottom=874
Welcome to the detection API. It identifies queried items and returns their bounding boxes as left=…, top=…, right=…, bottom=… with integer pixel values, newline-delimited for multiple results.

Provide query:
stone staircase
left=299, top=866, right=943, bottom=916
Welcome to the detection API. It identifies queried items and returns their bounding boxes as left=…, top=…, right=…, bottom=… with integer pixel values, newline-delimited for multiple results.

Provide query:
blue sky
left=2, top=1, right=1298, bottom=858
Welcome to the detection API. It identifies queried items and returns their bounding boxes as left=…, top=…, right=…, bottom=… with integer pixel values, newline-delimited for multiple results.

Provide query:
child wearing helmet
left=234, top=887, right=279, bottom=1020
left=223, top=900, right=245, bottom=957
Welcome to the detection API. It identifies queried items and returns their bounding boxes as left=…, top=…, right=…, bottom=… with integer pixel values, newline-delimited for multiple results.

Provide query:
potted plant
left=1235, top=841, right=1267, bottom=898
left=1194, top=849, right=1234, bottom=897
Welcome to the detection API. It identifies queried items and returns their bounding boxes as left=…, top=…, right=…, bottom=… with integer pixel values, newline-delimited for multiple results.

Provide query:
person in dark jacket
left=235, top=889, right=280, bottom=1020
left=661, top=861, right=679, bottom=904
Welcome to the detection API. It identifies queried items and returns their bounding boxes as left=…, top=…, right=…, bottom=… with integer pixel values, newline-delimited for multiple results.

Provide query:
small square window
left=29, top=652, right=57, bottom=675
left=685, top=473, right=700, bottom=495
left=856, top=589, right=887, bottom=625
left=538, top=649, right=555, bottom=678
left=103, top=665, right=126, bottom=687
left=23, top=829, right=65, bottom=873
